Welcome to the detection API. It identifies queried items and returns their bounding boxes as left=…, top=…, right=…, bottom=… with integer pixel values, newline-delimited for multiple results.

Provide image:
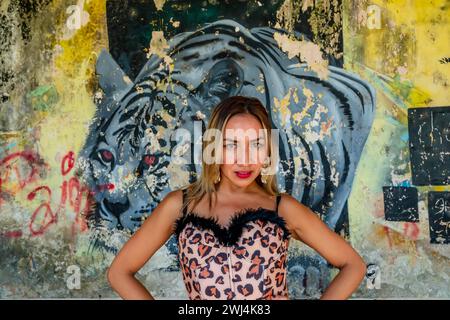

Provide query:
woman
left=107, top=96, right=367, bottom=300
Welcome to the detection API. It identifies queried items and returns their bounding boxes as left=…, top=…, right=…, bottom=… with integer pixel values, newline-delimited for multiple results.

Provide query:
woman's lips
left=235, top=171, right=252, bottom=179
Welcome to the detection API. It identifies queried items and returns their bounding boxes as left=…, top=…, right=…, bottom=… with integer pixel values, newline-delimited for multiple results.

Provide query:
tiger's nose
left=103, top=198, right=130, bottom=220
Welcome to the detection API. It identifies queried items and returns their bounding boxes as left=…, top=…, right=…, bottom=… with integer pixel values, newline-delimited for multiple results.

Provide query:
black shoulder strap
left=275, top=194, right=281, bottom=212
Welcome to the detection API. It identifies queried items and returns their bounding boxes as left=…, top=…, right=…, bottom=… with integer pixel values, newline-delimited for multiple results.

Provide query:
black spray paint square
left=408, top=106, right=450, bottom=186
left=428, top=191, right=450, bottom=244
left=382, top=186, right=419, bottom=222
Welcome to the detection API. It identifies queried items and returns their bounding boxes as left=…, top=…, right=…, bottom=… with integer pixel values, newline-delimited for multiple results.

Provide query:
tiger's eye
left=100, top=150, right=113, bottom=162
left=144, top=155, right=156, bottom=166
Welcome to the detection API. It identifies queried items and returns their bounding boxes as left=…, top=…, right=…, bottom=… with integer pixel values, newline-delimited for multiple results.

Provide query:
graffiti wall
left=0, top=0, right=448, bottom=299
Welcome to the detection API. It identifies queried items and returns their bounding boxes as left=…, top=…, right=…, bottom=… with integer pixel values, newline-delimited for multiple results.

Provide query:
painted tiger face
left=77, top=91, right=175, bottom=232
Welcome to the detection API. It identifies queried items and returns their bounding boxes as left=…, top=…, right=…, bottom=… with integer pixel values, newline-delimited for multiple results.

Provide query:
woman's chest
left=177, top=219, right=290, bottom=268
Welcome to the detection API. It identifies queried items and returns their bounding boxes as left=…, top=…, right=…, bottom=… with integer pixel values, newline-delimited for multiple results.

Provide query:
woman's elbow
left=355, top=256, right=367, bottom=280
left=342, top=255, right=367, bottom=279
left=107, top=265, right=124, bottom=288
left=107, top=265, right=135, bottom=287
left=106, top=266, right=116, bottom=287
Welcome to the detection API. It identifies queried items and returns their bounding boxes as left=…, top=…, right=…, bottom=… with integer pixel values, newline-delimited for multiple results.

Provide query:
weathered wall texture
left=0, top=0, right=448, bottom=299
left=344, top=0, right=450, bottom=298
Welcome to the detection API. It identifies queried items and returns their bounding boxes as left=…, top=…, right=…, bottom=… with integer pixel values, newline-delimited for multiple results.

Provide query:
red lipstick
left=235, top=171, right=252, bottom=179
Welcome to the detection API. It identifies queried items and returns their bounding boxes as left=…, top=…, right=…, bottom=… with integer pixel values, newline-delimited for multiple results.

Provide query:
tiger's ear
left=95, top=48, right=133, bottom=96
left=197, top=59, right=244, bottom=104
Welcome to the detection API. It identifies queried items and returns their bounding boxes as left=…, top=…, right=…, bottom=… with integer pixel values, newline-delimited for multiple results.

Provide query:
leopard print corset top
left=173, top=189, right=292, bottom=300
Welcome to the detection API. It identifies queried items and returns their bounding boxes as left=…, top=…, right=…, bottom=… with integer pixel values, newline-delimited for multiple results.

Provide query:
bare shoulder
left=139, top=188, right=185, bottom=230
left=159, top=188, right=184, bottom=220
left=278, top=192, right=304, bottom=210
left=277, top=192, right=315, bottom=239
left=163, top=188, right=184, bottom=204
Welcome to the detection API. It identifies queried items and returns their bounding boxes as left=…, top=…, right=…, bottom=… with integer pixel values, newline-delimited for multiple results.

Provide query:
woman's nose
left=236, top=142, right=256, bottom=164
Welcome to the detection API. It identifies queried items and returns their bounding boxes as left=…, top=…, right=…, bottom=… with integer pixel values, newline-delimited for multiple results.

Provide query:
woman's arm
left=279, top=194, right=367, bottom=300
left=106, top=189, right=183, bottom=299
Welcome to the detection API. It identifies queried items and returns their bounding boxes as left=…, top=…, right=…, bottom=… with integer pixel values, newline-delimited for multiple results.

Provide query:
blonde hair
left=181, top=95, right=279, bottom=215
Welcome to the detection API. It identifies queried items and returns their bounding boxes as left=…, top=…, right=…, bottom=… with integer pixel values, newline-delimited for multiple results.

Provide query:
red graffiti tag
left=0, top=151, right=47, bottom=209
left=0, top=150, right=95, bottom=238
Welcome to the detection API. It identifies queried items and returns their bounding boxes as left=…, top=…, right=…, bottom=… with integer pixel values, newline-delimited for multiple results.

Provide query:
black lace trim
left=173, top=207, right=292, bottom=246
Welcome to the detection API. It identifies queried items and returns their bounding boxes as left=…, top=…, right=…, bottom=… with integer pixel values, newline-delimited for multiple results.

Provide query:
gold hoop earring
left=261, top=173, right=268, bottom=184
left=214, top=171, right=221, bottom=184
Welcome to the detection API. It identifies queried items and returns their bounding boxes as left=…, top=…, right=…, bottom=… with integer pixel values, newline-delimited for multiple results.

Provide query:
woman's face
left=218, top=113, right=269, bottom=187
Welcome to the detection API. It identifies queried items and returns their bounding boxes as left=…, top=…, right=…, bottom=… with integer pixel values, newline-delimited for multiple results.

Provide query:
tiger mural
left=75, top=19, right=375, bottom=255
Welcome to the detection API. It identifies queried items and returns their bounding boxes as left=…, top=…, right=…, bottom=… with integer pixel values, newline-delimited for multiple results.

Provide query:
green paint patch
left=27, top=85, right=59, bottom=112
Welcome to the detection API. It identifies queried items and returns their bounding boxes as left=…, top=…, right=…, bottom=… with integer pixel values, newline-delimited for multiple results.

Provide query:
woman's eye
left=252, top=142, right=264, bottom=148
left=225, top=143, right=236, bottom=149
